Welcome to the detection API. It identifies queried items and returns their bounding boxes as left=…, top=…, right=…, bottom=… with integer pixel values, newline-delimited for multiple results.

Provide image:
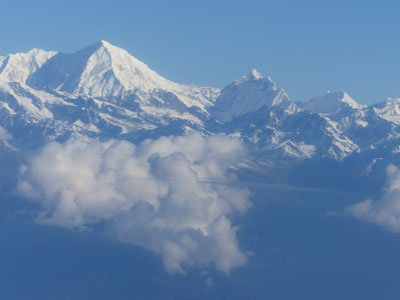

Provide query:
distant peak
left=91, top=40, right=110, bottom=46
left=247, top=69, right=263, bottom=80
left=98, top=40, right=114, bottom=48
left=86, top=40, right=120, bottom=53
left=331, top=91, right=360, bottom=105
left=72, top=40, right=130, bottom=64
left=384, top=97, right=400, bottom=104
left=326, top=91, right=363, bottom=108
left=302, top=90, right=364, bottom=114
left=325, top=90, right=348, bottom=98
left=234, top=69, right=268, bottom=85
left=323, top=91, right=362, bottom=105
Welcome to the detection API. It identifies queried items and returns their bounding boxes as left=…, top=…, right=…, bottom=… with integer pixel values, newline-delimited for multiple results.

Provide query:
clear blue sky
left=2, top=0, right=400, bottom=104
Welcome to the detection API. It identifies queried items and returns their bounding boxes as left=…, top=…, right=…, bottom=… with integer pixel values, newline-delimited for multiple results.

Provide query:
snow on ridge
left=0, top=81, right=53, bottom=119
left=101, top=40, right=220, bottom=107
left=235, top=69, right=264, bottom=84
left=27, top=40, right=220, bottom=111
left=5, top=41, right=400, bottom=164
left=372, top=98, right=400, bottom=125
left=272, top=140, right=316, bottom=159
left=211, top=70, right=295, bottom=123
left=300, top=91, right=365, bottom=114
left=0, top=48, right=57, bottom=84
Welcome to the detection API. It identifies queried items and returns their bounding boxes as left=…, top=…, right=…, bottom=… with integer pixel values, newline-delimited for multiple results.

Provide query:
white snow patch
left=301, top=91, right=365, bottom=114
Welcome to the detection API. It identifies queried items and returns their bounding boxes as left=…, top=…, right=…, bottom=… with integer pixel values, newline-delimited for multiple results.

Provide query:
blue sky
left=2, top=0, right=400, bottom=104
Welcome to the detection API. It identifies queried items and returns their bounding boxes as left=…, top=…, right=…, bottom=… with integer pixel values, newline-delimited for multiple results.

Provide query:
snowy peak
left=234, top=69, right=275, bottom=86
left=372, top=98, right=400, bottom=125
left=26, top=41, right=219, bottom=108
left=247, top=68, right=263, bottom=80
left=97, top=40, right=113, bottom=48
left=27, top=40, right=168, bottom=97
left=211, top=70, right=295, bottom=123
left=6, top=41, right=400, bottom=166
left=301, top=91, right=364, bottom=114
left=236, top=69, right=264, bottom=83
left=0, top=48, right=57, bottom=84
left=27, top=40, right=141, bottom=97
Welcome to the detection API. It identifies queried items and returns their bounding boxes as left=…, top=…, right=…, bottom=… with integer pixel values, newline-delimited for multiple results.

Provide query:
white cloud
left=0, top=126, right=11, bottom=142
left=347, top=165, right=400, bottom=232
left=18, top=133, right=251, bottom=274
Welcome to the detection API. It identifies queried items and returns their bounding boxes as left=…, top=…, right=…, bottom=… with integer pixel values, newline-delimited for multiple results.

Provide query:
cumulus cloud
left=347, top=165, right=400, bottom=232
left=0, top=126, right=11, bottom=142
left=18, top=134, right=251, bottom=274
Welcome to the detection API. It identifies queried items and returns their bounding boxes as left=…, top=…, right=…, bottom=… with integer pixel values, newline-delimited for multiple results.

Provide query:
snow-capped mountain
left=371, top=98, right=400, bottom=125
left=211, top=69, right=298, bottom=123
left=0, top=48, right=57, bottom=83
left=27, top=41, right=219, bottom=109
left=217, top=104, right=359, bottom=162
left=300, top=91, right=365, bottom=114
left=2, top=40, right=400, bottom=183
left=0, top=41, right=223, bottom=149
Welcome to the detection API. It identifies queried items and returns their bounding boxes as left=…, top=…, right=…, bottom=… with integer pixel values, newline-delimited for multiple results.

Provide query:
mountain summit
left=238, top=69, right=264, bottom=82
left=211, top=69, right=297, bottom=123
left=0, top=48, right=56, bottom=83
left=1, top=41, right=400, bottom=169
left=29, top=40, right=163, bottom=97
left=26, top=40, right=219, bottom=108
left=300, top=91, right=364, bottom=114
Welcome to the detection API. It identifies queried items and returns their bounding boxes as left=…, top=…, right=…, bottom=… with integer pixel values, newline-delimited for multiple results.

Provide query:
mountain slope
left=211, top=69, right=298, bottom=123
left=27, top=41, right=219, bottom=110
left=0, top=48, right=57, bottom=84
left=1, top=41, right=400, bottom=175
left=300, top=91, right=365, bottom=114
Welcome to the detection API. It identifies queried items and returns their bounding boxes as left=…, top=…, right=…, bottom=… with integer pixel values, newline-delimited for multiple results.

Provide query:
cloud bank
left=347, top=165, right=400, bottom=232
left=18, top=134, right=251, bottom=274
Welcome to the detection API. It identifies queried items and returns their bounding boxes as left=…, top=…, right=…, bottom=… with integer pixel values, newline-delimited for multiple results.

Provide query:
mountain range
left=1, top=40, right=400, bottom=189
